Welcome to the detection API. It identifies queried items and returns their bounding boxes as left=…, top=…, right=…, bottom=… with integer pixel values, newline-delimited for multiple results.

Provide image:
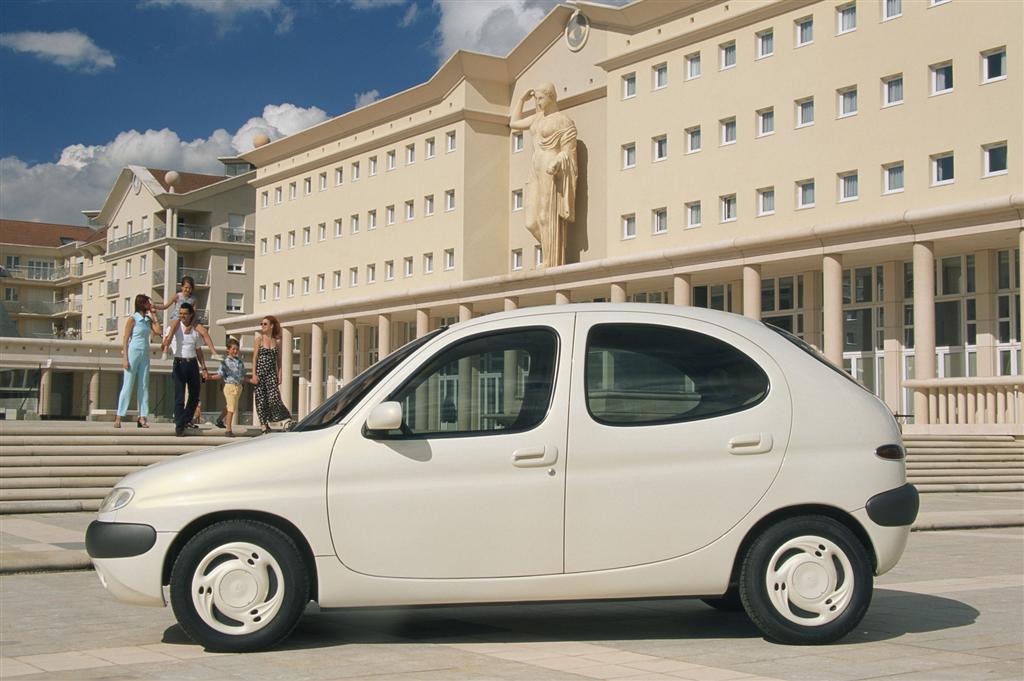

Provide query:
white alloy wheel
left=191, top=541, right=285, bottom=635
left=764, top=535, right=853, bottom=626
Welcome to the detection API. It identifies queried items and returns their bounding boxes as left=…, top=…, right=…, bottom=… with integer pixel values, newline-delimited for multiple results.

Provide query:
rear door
left=565, top=310, right=791, bottom=573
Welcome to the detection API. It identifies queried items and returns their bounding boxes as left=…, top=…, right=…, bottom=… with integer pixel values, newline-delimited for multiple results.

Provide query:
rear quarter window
left=585, top=323, right=769, bottom=426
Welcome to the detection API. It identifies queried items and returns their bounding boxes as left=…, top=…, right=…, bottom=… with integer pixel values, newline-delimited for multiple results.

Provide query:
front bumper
left=86, top=521, right=175, bottom=608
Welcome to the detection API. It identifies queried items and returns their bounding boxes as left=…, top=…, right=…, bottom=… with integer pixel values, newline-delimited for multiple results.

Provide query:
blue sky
left=0, top=0, right=570, bottom=223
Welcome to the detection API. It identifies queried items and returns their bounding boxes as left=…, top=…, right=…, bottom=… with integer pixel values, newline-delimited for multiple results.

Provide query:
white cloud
left=0, top=30, right=115, bottom=73
left=353, top=90, right=381, bottom=109
left=432, top=0, right=552, bottom=64
left=349, top=0, right=407, bottom=9
left=399, top=3, right=420, bottom=27
left=0, top=103, right=329, bottom=224
left=142, top=0, right=295, bottom=34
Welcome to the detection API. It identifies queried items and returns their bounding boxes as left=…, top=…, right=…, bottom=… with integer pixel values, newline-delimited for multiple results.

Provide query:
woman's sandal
left=136, top=418, right=150, bottom=429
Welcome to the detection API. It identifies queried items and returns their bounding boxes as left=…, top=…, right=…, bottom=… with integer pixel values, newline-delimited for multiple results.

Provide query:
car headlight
left=99, top=487, right=134, bottom=513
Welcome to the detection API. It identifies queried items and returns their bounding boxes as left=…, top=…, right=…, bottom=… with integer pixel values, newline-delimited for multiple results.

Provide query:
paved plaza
left=1, top=521, right=1022, bottom=680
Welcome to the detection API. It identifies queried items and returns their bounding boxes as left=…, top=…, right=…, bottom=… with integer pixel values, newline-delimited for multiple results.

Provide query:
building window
left=287, top=279, right=295, bottom=297
left=795, top=16, right=813, bottom=46
left=757, top=107, right=774, bottom=136
left=424, top=194, right=435, bottom=216
left=318, top=222, right=327, bottom=241
left=289, top=182, right=296, bottom=200
left=445, top=189, right=456, bottom=211
left=384, top=260, right=395, bottom=281
left=386, top=205, right=396, bottom=225
left=796, top=97, right=814, bottom=127
left=261, top=192, right=269, bottom=208
left=274, top=234, right=281, bottom=251
left=931, top=152, right=955, bottom=185
left=334, top=219, right=343, bottom=237
left=686, top=201, right=702, bottom=228
left=512, top=189, right=524, bottom=211
left=351, top=214, right=360, bottom=233
left=404, top=257, right=414, bottom=277
left=882, top=74, right=903, bottom=106
left=512, top=132, right=524, bottom=152
left=446, top=130, right=456, bottom=152
left=260, top=238, right=268, bottom=255
left=319, top=172, right=327, bottom=191
left=425, top=137, right=436, bottom=158
left=228, top=254, right=245, bottom=273
left=797, top=179, right=816, bottom=208
left=125, top=259, right=132, bottom=278
left=386, top=150, right=396, bottom=171
left=686, top=126, right=701, bottom=153
left=303, top=177, right=312, bottom=195
left=720, top=117, right=736, bottom=145
left=259, top=285, right=267, bottom=303
left=273, top=282, right=280, bottom=300
left=652, top=135, right=668, bottom=161
left=333, top=270, right=342, bottom=289
left=511, top=249, right=523, bottom=271
left=622, top=213, right=637, bottom=239
left=883, top=0, right=902, bottom=20
left=530, top=245, right=541, bottom=267
left=758, top=187, right=775, bottom=215
left=303, top=226, right=311, bottom=245
left=302, top=276, right=310, bottom=294
left=984, top=142, right=1008, bottom=176
left=349, top=268, right=358, bottom=287
left=622, top=142, right=636, bottom=168
left=288, top=230, right=296, bottom=248
left=838, top=86, right=858, bottom=117
left=720, top=41, right=736, bottom=69
left=622, top=72, right=637, bottom=98
left=652, top=63, right=668, bottom=89
left=652, top=207, right=668, bottom=234
left=686, top=52, right=701, bottom=79
left=756, top=29, right=774, bottom=58
left=444, top=249, right=455, bottom=270
left=367, top=264, right=376, bottom=284
left=351, top=161, right=360, bottom=180
left=720, top=194, right=737, bottom=222
left=406, top=144, right=415, bottom=164
left=274, top=187, right=282, bottom=204
left=226, top=293, right=244, bottom=314
left=316, top=273, right=325, bottom=292
left=369, top=156, right=378, bottom=176
left=335, top=167, right=343, bottom=185
left=884, top=162, right=905, bottom=193
left=424, top=252, right=435, bottom=273
left=837, top=3, right=856, bottom=34
left=405, top=200, right=415, bottom=221
left=931, top=61, right=953, bottom=95
left=839, top=171, right=859, bottom=201
left=983, top=47, right=1007, bottom=83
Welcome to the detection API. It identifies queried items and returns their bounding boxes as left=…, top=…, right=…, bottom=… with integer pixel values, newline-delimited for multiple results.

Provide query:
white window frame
left=424, top=252, right=435, bottom=273
left=838, top=171, right=859, bottom=202
left=758, top=187, right=775, bottom=216
left=369, top=156, right=378, bottom=176
left=405, top=200, right=415, bottom=221
left=686, top=52, right=701, bottom=80
left=511, top=249, right=523, bottom=271
left=406, top=144, right=415, bottom=165
left=425, top=137, right=436, bottom=159
left=317, top=273, right=325, bottom=292
left=882, top=74, right=904, bottom=107
left=303, top=177, right=312, bottom=195
left=652, top=135, right=668, bottom=161
left=720, top=40, right=736, bottom=70
left=273, top=282, right=280, bottom=300
left=302, top=276, right=310, bottom=295
left=227, top=254, right=245, bottom=273
left=838, top=86, right=858, bottom=117
left=367, top=264, right=376, bottom=284
left=404, top=257, right=414, bottom=277
left=883, top=162, right=905, bottom=194
left=652, top=63, right=668, bottom=90
left=795, top=16, right=813, bottom=47
left=756, top=28, right=774, bottom=59
left=686, top=126, right=701, bottom=153
left=931, top=151, right=955, bottom=186
left=512, top=132, right=524, bottom=152
left=720, top=117, right=737, bottom=145
left=930, top=61, right=953, bottom=96
left=446, top=130, right=456, bottom=153
left=333, top=271, right=342, bottom=289
left=883, top=0, right=902, bottom=21
left=757, top=107, right=775, bottom=137
left=386, top=150, right=396, bottom=171
left=796, top=179, right=816, bottom=208
left=318, top=222, right=327, bottom=241
left=335, top=167, right=343, bottom=185
left=289, top=182, right=296, bottom=200
left=261, top=192, right=269, bottom=208
left=652, top=207, right=668, bottom=234
left=319, top=172, right=327, bottom=191
left=368, top=209, right=378, bottom=230
left=622, top=142, right=637, bottom=169
left=686, top=201, right=702, bottom=228
left=349, top=268, right=358, bottom=287
left=274, top=234, right=281, bottom=252
left=445, top=189, right=456, bottom=212
left=351, top=214, right=360, bottom=234
left=274, top=187, right=282, bottom=204
left=836, top=2, right=856, bottom=34
left=982, top=47, right=1007, bottom=83
left=796, top=97, right=815, bottom=127
left=444, top=249, right=455, bottom=271
left=260, top=238, right=268, bottom=255
left=386, top=205, right=396, bottom=225
left=259, top=285, right=267, bottom=303
left=385, top=260, right=395, bottom=280
left=622, top=72, right=637, bottom=99
left=535, top=246, right=543, bottom=267
left=424, top=194, right=435, bottom=216
left=622, top=213, right=637, bottom=240
left=512, top=189, right=524, bottom=211
left=720, top=194, right=737, bottom=223
left=288, top=230, right=296, bottom=249
left=983, top=141, right=1008, bottom=177
left=334, top=219, right=343, bottom=238
left=287, top=279, right=295, bottom=297
left=302, top=226, right=311, bottom=245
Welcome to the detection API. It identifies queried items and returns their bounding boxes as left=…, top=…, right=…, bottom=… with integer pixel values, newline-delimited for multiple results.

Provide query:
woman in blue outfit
left=114, top=294, right=162, bottom=428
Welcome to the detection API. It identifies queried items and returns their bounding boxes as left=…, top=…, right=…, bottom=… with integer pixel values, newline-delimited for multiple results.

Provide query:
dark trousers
left=173, top=358, right=201, bottom=431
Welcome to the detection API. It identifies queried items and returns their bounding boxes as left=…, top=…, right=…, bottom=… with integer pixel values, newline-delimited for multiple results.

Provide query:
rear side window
left=585, top=323, right=769, bottom=426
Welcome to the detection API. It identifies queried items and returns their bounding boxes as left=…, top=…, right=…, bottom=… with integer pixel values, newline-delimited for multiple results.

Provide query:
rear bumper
left=865, top=483, right=920, bottom=527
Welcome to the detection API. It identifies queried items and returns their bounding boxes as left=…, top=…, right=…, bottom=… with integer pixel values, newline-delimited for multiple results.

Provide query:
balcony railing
left=178, top=267, right=210, bottom=286
left=176, top=224, right=211, bottom=241
left=3, top=266, right=61, bottom=281
left=221, top=228, right=255, bottom=244
left=106, top=316, right=119, bottom=333
left=2, top=300, right=63, bottom=315
left=153, top=224, right=167, bottom=240
left=106, top=280, right=120, bottom=296
left=904, top=376, right=1024, bottom=432
left=107, top=230, right=150, bottom=253
left=153, top=270, right=165, bottom=286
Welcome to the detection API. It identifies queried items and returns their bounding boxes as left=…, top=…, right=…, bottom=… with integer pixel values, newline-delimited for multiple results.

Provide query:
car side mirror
left=366, top=401, right=403, bottom=433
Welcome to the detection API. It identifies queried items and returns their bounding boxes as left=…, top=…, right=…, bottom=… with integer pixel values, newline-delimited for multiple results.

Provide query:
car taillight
left=875, top=444, right=905, bottom=460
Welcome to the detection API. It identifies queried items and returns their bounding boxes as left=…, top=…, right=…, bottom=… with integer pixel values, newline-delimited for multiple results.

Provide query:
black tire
left=170, top=519, right=310, bottom=652
left=739, top=516, right=872, bottom=645
left=701, top=587, right=744, bottom=612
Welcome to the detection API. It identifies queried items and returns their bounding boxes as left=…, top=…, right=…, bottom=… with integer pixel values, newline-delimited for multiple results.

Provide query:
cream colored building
left=223, top=0, right=1020, bottom=433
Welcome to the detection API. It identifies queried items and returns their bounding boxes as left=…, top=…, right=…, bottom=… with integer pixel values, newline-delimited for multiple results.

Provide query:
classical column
left=913, top=241, right=937, bottom=422
left=378, top=314, right=391, bottom=359
left=803, top=269, right=822, bottom=351
left=342, top=319, right=355, bottom=383
left=673, top=274, right=692, bottom=306
left=297, top=333, right=309, bottom=419
left=555, top=290, right=570, bottom=305
left=162, top=244, right=177, bottom=328
left=165, top=207, right=176, bottom=239
left=38, top=365, right=52, bottom=418
left=973, top=250, right=996, bottom=377
left=280, top=326, right=293, bottom=414
left=742, top=265, right=762, bottom=320
left=416, top=308, right=430, bottom=338
left=823, top=254, right=844, bottom=366
left=882, top=260, right=902, bottom=413
left=88, top=369, right=100, bottom=419
left=504, top=296, right=519, bottom=312
left=729, top=280, right=743, bottom=316
left=459, top=303, right=473, bottom=322
left=326, top=326, right=339, bottom=393
left=610, top=282, right=627, bottom=303
left=310, top=323, right=324, bottom=411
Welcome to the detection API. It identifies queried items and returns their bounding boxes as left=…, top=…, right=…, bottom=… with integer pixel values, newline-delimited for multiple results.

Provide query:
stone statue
left=510, top=82, right=578, bottom=267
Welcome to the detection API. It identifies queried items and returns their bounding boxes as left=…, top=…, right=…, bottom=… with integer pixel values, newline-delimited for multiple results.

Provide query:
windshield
left=765, top=322, right=868, bottom=392
left=292, top=327, right=445, bottom=432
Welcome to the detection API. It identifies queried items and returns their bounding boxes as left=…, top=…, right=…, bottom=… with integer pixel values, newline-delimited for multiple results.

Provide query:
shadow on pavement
left=160, top=590, right=978, bottom=652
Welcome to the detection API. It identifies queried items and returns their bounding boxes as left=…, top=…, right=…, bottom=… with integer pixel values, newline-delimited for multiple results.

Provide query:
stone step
left=0, top=455, right=174, bottom=467
left=0, top=466, right=144, bottom=477
left=0, top=445, right=212, bottom=456
left=0, top=436, right=239, bottom=448
left=0, top=487, right=111, bottom=501
left=916, top=483, right=1024, bottom=493
left=908, top=467, right=1023, bottom=477
left=908, top=454, right=1024, bottom=462
left=0, top=499, right=102, bottom=514
left=908, top=475, right=1024, bottom=485
left=0, top=476, right=123, bottom=489
left=906, top=446, right=1024, bottom=455
left=903, top=434, right=1018, bottom=442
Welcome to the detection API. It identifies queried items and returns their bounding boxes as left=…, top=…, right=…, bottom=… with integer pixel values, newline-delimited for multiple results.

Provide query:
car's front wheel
left=740, top=516, right=872, bottom=644
left=170, top=520, right=310, bottom=652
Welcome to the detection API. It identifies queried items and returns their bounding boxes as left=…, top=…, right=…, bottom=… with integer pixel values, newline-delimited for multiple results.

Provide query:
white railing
left=904, top=376, right=1024, bottom=433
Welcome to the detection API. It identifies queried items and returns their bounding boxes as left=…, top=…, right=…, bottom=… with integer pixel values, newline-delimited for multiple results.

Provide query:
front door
left=327, top=313, right=574, bottom=579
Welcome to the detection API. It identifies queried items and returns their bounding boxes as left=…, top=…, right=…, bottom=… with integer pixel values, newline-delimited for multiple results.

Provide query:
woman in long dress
left=252, top=315, right=293, bottom=434
left=509, top=82, right=578, bottom=267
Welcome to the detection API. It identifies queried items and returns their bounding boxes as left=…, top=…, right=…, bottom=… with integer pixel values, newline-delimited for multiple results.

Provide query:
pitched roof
left=0, top=219, right=99, bottom=248
left=145, top=168, right=225, bottom=194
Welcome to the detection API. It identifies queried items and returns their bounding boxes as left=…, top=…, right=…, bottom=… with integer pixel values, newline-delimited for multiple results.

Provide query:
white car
left=86, top=304, right=918, bottom=652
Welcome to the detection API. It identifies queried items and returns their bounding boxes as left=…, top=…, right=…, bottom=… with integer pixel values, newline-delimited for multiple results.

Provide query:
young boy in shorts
left=207, top=338, right=250, bottom=437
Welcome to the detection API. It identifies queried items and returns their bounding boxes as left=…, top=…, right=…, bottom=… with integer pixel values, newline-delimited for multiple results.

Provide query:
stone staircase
left=0, top=421, right=257, bottom=513
left=905, top=434, right=1024, bottom=493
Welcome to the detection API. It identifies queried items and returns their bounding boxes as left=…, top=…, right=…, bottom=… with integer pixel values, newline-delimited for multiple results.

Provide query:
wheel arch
left=725, top=504, right=878, bottom=591
left=161, top=511, right=319, bottom=601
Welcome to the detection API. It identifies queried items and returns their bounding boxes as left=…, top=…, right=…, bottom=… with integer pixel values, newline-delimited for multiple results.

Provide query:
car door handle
left=512, top=445, right=558, bottom=467
left=727, top=433, right=774, bottom=455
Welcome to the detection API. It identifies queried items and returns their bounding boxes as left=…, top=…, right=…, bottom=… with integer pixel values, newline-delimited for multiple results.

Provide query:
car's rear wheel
left=170, top=520, right=309, bottom=652
left=740, top=516, right=872, bottom=644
